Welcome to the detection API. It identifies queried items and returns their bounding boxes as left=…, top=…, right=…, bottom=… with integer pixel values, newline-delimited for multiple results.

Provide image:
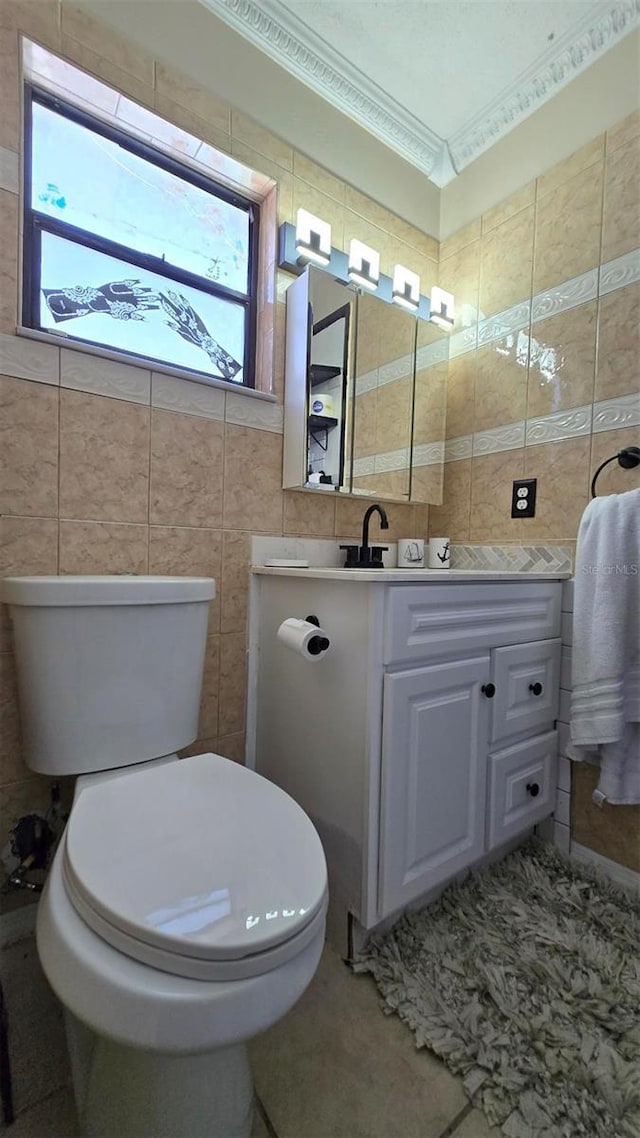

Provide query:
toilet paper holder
left=277, top=614, right=331, bottom=660
left=305, top=615, right=330, bottom=656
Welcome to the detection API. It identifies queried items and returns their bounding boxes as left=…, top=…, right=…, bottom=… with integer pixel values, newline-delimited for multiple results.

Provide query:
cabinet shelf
left=308, top=414, right=339, bottom=452
left=308, top=414, right=338, bottom=431
left=310, top=364, right=341, bottom=388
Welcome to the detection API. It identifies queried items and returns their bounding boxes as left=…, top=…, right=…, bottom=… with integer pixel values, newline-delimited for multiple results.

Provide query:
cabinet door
left=380, top=656, right=490, bottom=918
left=491, top=638, right=561, bottom=746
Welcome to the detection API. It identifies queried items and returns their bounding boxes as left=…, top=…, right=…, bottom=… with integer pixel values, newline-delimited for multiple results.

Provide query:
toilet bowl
left=1, top=576, right=328, bottom=1138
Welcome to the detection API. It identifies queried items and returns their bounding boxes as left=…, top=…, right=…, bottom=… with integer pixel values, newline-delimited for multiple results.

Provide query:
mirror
left=350, top=293, right=416, bottom=501
left=282, top=268, right=356, bottom=495
left=282, top=266, right=447, bottom=504
left=306, top=275, right=354, bottom=492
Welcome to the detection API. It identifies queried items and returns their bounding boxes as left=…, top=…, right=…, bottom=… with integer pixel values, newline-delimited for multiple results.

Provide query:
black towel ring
left=591, top=446, right=640, bottom=498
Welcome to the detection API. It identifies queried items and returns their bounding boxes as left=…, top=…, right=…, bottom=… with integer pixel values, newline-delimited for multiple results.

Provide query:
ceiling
left=200, top=0, right=640, bottom=185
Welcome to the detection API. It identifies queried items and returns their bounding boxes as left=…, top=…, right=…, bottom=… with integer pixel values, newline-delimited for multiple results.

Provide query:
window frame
left=22, top=84, right=260, bottom=388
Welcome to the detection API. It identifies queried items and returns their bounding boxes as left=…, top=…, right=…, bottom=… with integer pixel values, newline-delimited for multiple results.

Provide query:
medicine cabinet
left=282, top=266, right=448, bottom=504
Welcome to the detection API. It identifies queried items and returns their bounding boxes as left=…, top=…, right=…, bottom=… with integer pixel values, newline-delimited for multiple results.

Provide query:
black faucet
left=359, top=503, right=389, bottom=568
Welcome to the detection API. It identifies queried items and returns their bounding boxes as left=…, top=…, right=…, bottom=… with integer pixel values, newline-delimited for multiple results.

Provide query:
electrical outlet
left=511, top=478, right=537, bottom=518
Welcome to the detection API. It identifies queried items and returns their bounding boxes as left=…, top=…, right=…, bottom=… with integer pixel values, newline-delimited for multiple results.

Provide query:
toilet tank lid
left=0, top=576, right=215, bottom=606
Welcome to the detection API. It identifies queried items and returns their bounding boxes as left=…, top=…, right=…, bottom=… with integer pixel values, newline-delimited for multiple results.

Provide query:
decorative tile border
left=443, top=395, right=635, bottom=461
left=63, top=349, right=150, bottom=404
left=525, top=405, right=592, bottom=446
left=6, top=327, right=282, bottom=425
left=352, top=441, right=444, bottom=478
left=151, top=372, right=225, bottom=420
left=0, top=332, right=60, bottom=385
left=451, top=544, right=573, bottom=574
left=374, top=447, right=410, bottom=473
left=477, top=301, right=531, bottom=346
left=377, top=352, right=415, bottom=387
left=592, top=392, right=640, bottom=433
left=599, top=248, right=640, bottom=295
left=448, top=248, right=640, bottom=362
left=350, top=301, right=638, bottom=466
left=354, top=370, right=378, bottom=396
left=352, top=455, right=375, bottom=477
left=412, top=441, right=445, bottom=468
left=226, top=388, right=284, bottom=432
left=415, top=339, right=450, bottom=370
left=444, top=435, right=473, bottom=461
left=531, top=269, right=598, bottom=324
left=355, top=333, right=451, bottom=400
left=472, top=421, right=526, bottom=456
left=449, top=326, right=478, bottom=359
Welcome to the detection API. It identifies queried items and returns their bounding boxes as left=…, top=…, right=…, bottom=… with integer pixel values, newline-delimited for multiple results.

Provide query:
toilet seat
left=63, top=753, right=328, bottom=981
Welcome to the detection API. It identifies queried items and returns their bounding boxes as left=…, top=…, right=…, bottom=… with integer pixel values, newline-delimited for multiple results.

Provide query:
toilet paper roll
left=277, top=618, right=330, bottom=661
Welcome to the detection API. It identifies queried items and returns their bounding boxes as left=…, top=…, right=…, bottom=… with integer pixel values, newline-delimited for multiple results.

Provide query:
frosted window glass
left=39, top=231, right=245, bottom=381
left=31, top=102, right=250, bottom=294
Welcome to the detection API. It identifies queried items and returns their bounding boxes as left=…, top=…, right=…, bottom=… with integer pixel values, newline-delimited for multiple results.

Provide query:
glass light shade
left=392, top=264, right=420, bottom=311
left=295, top=207, right=331, bottom=266
left=348, top=238, right=380, bottom=291
left=429, top=286, right=455, bottom=329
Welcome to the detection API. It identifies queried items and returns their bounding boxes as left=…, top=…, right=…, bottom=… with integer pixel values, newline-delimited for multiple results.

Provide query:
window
left=23, top=87, right=259, bottom=386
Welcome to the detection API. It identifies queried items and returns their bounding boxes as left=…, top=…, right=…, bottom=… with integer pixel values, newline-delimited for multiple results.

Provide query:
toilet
left=1, top=575, right=328, bottom=1138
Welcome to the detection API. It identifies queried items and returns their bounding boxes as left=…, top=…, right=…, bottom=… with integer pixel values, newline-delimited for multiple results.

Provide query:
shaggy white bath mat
left=354, top=841, right=640, bottom=1138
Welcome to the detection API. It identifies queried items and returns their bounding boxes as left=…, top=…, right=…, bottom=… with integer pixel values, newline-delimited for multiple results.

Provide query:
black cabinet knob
left=526, top=782, right=540, bottom=797
left=481, top=683, right=496, bottom=698
left=529, top=682, right=543, bottom=696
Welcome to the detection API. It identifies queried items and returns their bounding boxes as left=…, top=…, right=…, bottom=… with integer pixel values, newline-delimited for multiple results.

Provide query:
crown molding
left=200, top=0, right=639, bottom=186
left=199, top=0, right=448, bottom=181
left=447, top=0, right=640, bottom=171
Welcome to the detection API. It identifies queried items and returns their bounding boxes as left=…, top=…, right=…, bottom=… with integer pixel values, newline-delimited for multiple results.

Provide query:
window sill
left=16, top=325, right=277, bottom=404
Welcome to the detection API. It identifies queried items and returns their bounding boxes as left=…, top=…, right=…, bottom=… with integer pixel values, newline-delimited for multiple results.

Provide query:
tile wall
left=431, top=117, right=640, bottom=557
left=431, top=120, right=640, bottom=866
left=0, top=0, right=435, bottom=866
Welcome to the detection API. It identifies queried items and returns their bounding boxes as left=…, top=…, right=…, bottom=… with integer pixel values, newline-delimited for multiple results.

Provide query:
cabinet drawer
left=384, top=583, right=561, bottom=666
left=491, top=638, right=561, bottom=745
left=487, top=731, right=557, bottom=849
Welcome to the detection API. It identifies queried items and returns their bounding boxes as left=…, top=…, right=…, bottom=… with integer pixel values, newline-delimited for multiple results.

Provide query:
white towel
left=570, top=487, right=640, bottom=804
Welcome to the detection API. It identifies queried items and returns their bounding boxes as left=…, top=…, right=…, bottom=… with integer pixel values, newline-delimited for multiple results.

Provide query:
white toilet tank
left=1, top=576, right=215, bottom=776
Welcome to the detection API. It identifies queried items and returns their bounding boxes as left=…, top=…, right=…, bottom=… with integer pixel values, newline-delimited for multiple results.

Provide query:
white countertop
left=251, top=567, right=571, bottom=582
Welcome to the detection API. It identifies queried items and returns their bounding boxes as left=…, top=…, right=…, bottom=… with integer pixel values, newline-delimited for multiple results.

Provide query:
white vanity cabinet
left=379, top=583, right=561, bottom=916
left=249, top=571, right=562, bottom=943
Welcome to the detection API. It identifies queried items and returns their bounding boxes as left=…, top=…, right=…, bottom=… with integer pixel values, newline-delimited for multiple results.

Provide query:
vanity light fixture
left=278, top=220, right=434, bottom=322
left=348, top=238, right=380, bottom=291
left=295, top=208, right=332, bottom=267
left=392, top=264, right=420, bottom=312
left=429, top=286, right=455, bottom=329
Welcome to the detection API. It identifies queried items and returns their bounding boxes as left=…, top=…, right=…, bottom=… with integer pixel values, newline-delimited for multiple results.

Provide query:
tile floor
left=0, top=929, right=500, bottom=1138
